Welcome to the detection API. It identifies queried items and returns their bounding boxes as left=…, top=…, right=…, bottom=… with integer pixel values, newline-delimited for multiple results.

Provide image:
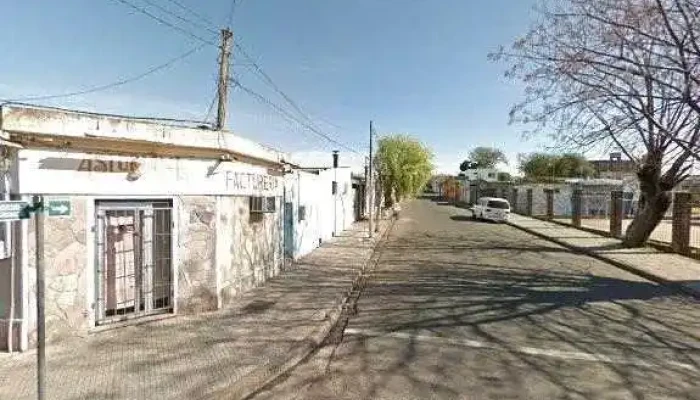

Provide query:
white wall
left=464, top=168, right=499, bottom=182
left=284, top=171, right=323, bottom=259
left=318, top=168, right=354, bottom=239
left=283, top=168, right=356, bottom=259
left=16, top=149, right=283, bottom=197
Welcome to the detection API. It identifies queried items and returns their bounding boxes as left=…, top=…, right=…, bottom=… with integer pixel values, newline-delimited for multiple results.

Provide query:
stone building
left=0, top=104, right=287, bottom=351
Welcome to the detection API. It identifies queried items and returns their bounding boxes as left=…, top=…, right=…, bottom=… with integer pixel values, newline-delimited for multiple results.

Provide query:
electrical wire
left=234, top=40, right=361, bottom=152
left=162, top=0, right=218, bottom=29
left=204, top=90, right=218, bottom=123
left=108, top=0, right=216, bottom=45
left=227, top=0, right=241, bottom=27
left=2, top=43, right=208, bottom=102
left=235, top=42, right=310, bottom=122
left=139, top=0, right=218, bottom=35
left=231, top=78, right=361, bottom=154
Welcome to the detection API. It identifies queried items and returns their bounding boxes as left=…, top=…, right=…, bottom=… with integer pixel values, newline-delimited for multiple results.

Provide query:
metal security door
left=95, top=201, right=173, bottom=325
left=283, top=202, right=294, bottom=259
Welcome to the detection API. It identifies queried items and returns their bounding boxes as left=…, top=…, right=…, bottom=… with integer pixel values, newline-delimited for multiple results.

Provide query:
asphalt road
left=255, top=199, right=700, bottom=400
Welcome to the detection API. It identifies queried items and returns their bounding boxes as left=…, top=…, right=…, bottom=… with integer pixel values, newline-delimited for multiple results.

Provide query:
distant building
left=461, top=168, right=499, bottom=182
left=589, top=159, right=637, bottom=180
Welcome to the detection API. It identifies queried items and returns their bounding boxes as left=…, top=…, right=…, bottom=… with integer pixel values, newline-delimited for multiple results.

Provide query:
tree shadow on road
left=257, top=230, right=700, bottom=400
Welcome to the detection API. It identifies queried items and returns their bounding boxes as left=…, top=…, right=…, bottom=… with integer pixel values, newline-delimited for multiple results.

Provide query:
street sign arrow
left=47, top=200, right=71, bottom=217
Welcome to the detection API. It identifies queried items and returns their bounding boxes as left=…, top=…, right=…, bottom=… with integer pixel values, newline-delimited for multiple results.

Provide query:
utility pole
left=332, top=150, right=339, bottom=237
left=216, top=28, right=234, bottom=130
left=34, top=195, right=45, bottom=400
left=372, top=123, right=380, bottom=233
left=368, top=121, right=374, bottom=238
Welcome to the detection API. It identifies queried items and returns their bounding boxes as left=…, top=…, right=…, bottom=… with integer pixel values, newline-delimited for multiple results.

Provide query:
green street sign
left=47, top=200, right=71, bottom=217
left=0, top=201, right=31, bottom=221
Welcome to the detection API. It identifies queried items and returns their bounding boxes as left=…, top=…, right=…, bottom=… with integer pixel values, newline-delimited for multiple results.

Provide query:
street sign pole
left=33, top=195, right=45, bottom=400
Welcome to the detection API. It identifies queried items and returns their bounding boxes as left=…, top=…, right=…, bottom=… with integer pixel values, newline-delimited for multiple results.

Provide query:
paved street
left=256, top=199, right=700, bottom=400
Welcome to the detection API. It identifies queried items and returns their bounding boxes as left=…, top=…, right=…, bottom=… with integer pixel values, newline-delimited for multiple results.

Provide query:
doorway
left=95, top=200, right=173, bottom=325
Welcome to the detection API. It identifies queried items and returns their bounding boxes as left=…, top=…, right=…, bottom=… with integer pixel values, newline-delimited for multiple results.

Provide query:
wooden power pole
left=216, top=28, right=234, bottom=130
left=368, top=121, right=374, bottom=238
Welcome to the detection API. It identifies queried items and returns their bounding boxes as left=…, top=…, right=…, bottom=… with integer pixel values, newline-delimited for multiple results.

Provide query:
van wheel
left=472, top=211, right=477, bottom=220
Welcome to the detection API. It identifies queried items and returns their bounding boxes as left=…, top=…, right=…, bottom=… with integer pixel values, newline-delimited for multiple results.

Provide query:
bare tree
left=491, top=0, right=700, bottom=247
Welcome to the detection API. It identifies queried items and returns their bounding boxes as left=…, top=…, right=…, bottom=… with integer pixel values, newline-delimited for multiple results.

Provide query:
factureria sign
left=225, top=171, right=279, bottom=193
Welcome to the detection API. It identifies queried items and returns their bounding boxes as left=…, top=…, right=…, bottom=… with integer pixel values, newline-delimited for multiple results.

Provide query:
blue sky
left=0, top=0, right=545, bottom=174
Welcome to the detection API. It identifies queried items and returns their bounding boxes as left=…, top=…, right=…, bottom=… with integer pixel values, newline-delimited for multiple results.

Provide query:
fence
left=511, top=186, right=700, bottom=259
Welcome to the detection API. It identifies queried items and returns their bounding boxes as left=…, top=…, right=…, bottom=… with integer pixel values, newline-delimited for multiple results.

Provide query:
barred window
left=250, top=196, right=276, bottom=213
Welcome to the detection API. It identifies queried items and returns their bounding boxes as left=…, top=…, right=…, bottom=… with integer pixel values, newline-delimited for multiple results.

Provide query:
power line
left=162, top=0, right=218, bottom=29
left=234, top=40, right=359, bottom=151
left=3, top=43, right=208, bottom=102
left=139, top=0, right=218, bottom=35
left=204, top=91, right=219, bottom=123
left=108, top=0, right=216, bottom=45
left=231, top=78, right=360, bottom=154
left=234, top=42, right=310, bottom=121
left=227, top=0, right=242, bottom=27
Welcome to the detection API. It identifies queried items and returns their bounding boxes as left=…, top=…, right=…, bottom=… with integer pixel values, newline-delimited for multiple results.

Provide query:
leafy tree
left=492, top=0, right=700, bottom=246
left=518, top=153, right=558, bottom=179
left=555, top=153, right=595, bottom=178
left=467, top=147, right=508, bottom=168
left=519, top=153, right=594, bottom=179
left=375, top=135, right=434, bottom=206
left=459, top=160, right=478, bottom=171
left=497, top=172, right=513, bottom=182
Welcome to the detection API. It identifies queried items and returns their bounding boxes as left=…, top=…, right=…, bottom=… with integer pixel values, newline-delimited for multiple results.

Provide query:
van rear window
left=487, top=200, right=510, bottom=209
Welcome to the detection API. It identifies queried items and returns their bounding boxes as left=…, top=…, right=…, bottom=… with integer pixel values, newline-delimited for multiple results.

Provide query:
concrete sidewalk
left=507, top=214, right=700, bottom=297
left=0, top=219, right=392, bottom=400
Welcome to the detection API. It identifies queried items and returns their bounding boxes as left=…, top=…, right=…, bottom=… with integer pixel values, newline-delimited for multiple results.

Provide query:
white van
left=472, top=197, right=511, bottom=222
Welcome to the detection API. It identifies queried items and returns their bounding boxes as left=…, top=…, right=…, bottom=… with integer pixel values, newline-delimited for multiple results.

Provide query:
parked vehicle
left=472, top=197, right=511, bottom=222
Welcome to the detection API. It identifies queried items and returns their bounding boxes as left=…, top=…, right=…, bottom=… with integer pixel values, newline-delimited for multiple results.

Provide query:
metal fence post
left=545, top=189, right=554, bottom=220
left=610, top=190, right=623, bottom=238
left=572, top=189, right=582, bottom=227
left=526, top=189, right=533, bottom=216
left=672, top=192, right=691, bottom=256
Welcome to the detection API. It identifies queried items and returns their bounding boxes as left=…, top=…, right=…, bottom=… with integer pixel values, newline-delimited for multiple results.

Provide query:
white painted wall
left=283, top=168, right=356, bottom=259
left=463, top=168, right=499, bottom=182
left=16, top=149, right=283, bottom=197
left=318, top=168, right=354, bottom=240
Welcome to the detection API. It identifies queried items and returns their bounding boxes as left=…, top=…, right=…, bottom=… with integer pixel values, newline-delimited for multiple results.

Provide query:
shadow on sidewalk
left=0, top=222, right=388, bottom=400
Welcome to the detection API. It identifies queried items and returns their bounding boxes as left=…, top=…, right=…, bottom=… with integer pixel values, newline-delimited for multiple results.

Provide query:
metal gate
left=283, top=201, right=294, bottom=259
left=95, top=200, right=173, bottom=325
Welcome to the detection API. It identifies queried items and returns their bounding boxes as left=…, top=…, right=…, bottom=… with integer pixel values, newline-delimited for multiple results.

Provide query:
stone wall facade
left=177, top=197, right=218, bottom=313
left=227, top=196, right=282, bottom=302
left=26, top=197, right=89, bottom=346
left=7, top=193, right=285, bottom=349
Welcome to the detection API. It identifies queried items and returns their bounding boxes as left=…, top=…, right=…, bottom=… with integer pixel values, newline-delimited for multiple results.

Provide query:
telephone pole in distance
left=216, top=28, right=234, bottom=130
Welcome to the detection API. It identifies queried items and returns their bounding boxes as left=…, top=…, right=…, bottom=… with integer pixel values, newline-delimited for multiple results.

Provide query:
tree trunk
left=622, top=191, right=671, bottom=247
left=623, top=156, right=672, bottom=247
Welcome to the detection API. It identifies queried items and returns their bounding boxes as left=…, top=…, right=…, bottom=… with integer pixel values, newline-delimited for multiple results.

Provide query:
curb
left=506, top=220, right=700, bottom=299
left=217, top=219, right=396, bottom=400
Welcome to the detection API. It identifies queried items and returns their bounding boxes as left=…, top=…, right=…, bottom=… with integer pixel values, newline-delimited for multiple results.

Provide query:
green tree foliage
left=518, top=153, right=594, bottom=180
left=375, top=135, right=434, bottom=205
left=497, top=172, right=513, bottom=182
left=459, top=160, right=478, bottom=171
left=467, top=147, right=508, bottom=168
